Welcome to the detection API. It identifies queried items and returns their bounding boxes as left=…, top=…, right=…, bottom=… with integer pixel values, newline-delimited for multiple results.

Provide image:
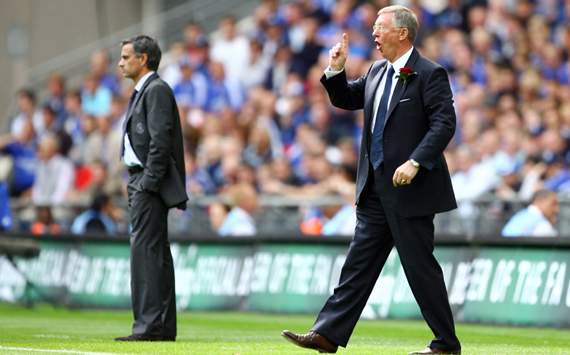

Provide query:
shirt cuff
left=324, top=66, right=344, bottom=79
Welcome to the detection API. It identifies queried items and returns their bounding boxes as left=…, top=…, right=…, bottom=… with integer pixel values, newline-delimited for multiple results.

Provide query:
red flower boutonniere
left=397, top=66, right=417, bottom=83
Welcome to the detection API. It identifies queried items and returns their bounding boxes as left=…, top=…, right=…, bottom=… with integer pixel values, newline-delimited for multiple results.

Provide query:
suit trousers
left=312, top=167, right=460, bottom=351
left=127, top=171, right=176, bottom=338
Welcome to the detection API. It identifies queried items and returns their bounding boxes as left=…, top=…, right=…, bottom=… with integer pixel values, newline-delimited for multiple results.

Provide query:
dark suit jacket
left=123, top=73, right=188, bottom=210
left=321, top=48, right=456, bottom=217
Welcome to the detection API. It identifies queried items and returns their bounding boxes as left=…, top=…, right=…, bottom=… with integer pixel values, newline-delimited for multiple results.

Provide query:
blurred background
left=1, top=0, right=570, bottom=328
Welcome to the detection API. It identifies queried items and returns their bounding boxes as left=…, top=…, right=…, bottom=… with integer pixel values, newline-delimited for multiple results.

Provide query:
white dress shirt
left=324, top=47, right=414, bottom=132
left=123, top=71, right=155, bottom=167
left=218, top=207, right=256, bottom=237
left=32, top=155, right=74, bottom=206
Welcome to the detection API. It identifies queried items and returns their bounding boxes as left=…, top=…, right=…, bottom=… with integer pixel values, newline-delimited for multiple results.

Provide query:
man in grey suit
left=282, top=5, right=461, bottom=355
left=115, top=35, right=188, bottom=342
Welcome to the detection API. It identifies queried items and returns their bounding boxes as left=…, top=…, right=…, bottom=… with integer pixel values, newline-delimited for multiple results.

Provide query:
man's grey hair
left=532, top=189, right=557, bottom=204
left=378, top=5, right=419, bottom=43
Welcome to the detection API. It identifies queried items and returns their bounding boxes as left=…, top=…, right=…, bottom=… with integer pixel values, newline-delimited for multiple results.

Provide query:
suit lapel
left=384, top=79, right=405, bottom=127
left=365, top=63, right=386, bottom=116
left=363, top=62, right=387, bottom=151
left=384, top=48, right=420, bottom=127
left=123, top=72, right=158, bottom=132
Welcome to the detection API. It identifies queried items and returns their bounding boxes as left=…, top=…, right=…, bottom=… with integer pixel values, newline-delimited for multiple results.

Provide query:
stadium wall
left=1, top=0, right=143, bottom=129
left=1, top=234, right=570, bottom=328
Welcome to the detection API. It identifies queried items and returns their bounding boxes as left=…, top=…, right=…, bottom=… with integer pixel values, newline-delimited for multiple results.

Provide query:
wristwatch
left=410, top=159, right=420, bottom=168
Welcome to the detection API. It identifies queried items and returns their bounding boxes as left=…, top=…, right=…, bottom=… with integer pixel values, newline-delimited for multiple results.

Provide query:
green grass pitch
left=0, top=303, right=569, bottom=354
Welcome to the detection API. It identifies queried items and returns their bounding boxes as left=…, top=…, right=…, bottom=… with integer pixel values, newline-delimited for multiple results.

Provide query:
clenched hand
left=393, top=160, right=419, bottom=187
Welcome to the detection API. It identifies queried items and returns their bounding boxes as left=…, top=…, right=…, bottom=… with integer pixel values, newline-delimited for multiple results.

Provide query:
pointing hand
left=329, top=32, right=349, bottom=71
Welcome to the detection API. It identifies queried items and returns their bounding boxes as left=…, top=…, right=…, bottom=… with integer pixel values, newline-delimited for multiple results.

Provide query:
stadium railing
left=8, top=195, right=570, bottom=238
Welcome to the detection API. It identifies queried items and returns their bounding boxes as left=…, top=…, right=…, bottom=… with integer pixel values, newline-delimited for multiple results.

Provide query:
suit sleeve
left=139, top=83, right=174, bottom=192
left=320, top=66, right=371, bottom=111
left=410, top=67, right=456, bottom=170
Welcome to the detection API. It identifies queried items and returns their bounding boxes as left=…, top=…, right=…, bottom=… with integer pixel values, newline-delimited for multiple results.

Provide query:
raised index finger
left=341, top=32, right=349, bottom=50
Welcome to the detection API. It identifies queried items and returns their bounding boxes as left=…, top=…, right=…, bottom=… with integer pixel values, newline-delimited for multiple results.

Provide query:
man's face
left=180, top=64, right=193, bottom=79
left=91, top=52, right=108, bottom=76
left=118, top=44, right=145, bottom=80
left=542, top=194, right=560, bottom=223
left=372, top=12, right=405, bottom=62
left=17, top=94, right=33, bottom=113
left=220, top=19, right=235, bottom=39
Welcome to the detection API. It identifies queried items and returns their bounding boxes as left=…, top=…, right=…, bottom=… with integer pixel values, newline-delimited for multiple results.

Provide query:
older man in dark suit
left=115, top=35, right=188, bottom=342
left=282, top=5, right=461, bottom=355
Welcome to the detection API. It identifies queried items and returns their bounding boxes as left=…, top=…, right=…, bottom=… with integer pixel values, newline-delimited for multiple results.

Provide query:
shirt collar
left=389, top=46, right=414, bottom=75
left=134, top=71, right=155, bottom=92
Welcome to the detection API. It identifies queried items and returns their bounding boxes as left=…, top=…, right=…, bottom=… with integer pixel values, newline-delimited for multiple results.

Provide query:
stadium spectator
left=160, top=41, right=186, bottom=88
left=84, top=115, right=122, bottom=167
left=81, top=73, right=112, bottom=117
left=291, top=16, right=324, bottom=78
left=90, top=49, right=121, bottom=95
left=70, top=193, right=118, bottom=235
left=39, top=104, right=59, bottom=138
left=258, top=155, right=302, bottom=194
left=217, top=183, right=258, bottom=236
left=542, top=155, right=570, bottom=193
left=208, top=202, right=230, bottom=233
left=210, top=15, right=250, bottom=82
left=0, top=119, right=37, bottom=197
left=264, top=44, right=293, bottom=93
left=205, top=61, right=246, bottom=113
left=31, top=134, right=74, bottom=207
left=242, top=123, right=279, bottom=168
left=241, top=38, right=271, bottom=90
left=182, top=22, right=207, bottom=66
left=30, top=205, right=61, bottom=235
left=7, top=0, right=570, bottom=237
left=10, top=89, right=43, bottom=138
left=43, top=73, right=67, bottom=126
left=518, top=155, right=547, bottom=201
left=320, top=202, right=355, bottom=236
left=63, top=89, right=84, bottom=145
left=173, top=57, right=208, bottom=112
left=40, top=104, right=73, bottom=158
left=69, top=160, right=115, bottom=206
left=69, top=114, right=98, bottom=164
left=275, top=75, right=309, bottom=147
left=299, top=164, right=356, bottom=236
left=260, top=15, right=289, bottom=60
left=108, top=95, right=127, bottom=130
left=502, top=189, right=559, bottom=237
left=0, top=182, right=12, bottom=231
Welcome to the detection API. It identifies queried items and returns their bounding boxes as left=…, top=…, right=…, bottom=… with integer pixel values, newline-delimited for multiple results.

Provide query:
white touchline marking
left=33, top=334, right=71, bottom=339
left=0, top=345, right=129, bottom=355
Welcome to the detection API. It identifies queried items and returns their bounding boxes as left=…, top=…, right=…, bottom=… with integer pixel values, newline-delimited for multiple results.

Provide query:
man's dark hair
left=121, top=35, right=162, bottom=71
left=91, top=193, right=110, bottom=212
left=18, top=88, right=37, bottom=105
left=66, top=89, right=82, bottom=102
left=221, top=15, right=237, bottom=25
left=42, top=104, right=56, bottom=117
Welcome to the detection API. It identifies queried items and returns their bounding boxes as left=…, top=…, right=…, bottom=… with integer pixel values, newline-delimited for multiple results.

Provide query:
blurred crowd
left=2, top=0, right=570, bottom=237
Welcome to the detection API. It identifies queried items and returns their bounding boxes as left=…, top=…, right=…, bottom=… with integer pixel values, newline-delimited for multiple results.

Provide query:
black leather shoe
left=114, top=334, right=175, bottom=342
left=409, top=347, right=461, bottom=354
left=281, top=330, right=338, bottom=353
